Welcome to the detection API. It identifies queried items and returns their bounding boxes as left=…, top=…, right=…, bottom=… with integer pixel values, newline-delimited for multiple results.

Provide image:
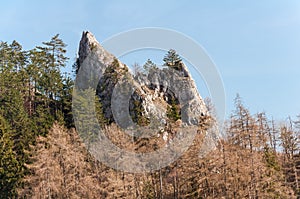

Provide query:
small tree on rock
left=163, top=49, right=182, bottom=70
left=143, top=59, right=158, bottom=74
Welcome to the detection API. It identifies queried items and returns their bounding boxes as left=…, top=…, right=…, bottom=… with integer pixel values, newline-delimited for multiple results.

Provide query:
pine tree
left=0, top=111, right=19, bottom=198
left=166, top=97, right=180, bottom=122
left=163, top=49, right=182, bottom=70
left=59, top=74, right=74, bottom=128
left=37, top=34, right=68, bottom=69
left=26, top=49, right=47, bottom=115
left=0, top=41, right=26, bottom=95
left=143, top=59, right=158, bottom=74
left=36, top=34, right=68, bottom=112
left=95, top=95, right=108, bottom=128
left=2, top=89, right=34, bottom=172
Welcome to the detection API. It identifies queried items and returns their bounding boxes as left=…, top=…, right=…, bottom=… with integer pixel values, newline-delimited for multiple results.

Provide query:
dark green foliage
left=3, top=89, right=33, bottom=171
left=130, top=99, right=150, bottom=126
left=37, top=34, right=68, bottom=69
left=264, top=146, right=281, bottom=172
left=96, top=58, right=129, bottom=123
left=163, top=49, right=182, bottom=70
left=0, top=112, right=19, bottom=198
left=60, top=74, right=74, bottom=128
left=33, top=105, right=55, bottom=136
left=0, top=35, right=73, bottom=197
left=36, top=34, right=68, bottom=115
left=166, top=97, right=181, bottom=122
left=95, top=95, right=108, bottom=128
left=143, top=181, right=155, bottom=199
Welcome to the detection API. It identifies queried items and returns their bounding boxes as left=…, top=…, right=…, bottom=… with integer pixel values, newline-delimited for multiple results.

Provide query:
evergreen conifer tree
left=163, top=49, right=182, bottom=70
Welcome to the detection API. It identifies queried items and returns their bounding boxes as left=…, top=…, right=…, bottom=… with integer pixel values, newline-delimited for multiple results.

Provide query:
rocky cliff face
left=77, top=31, right=208, bottom=128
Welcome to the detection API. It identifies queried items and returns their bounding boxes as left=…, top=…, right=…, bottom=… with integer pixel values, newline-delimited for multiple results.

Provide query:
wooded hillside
left=0, top=36, right=299, bottom=198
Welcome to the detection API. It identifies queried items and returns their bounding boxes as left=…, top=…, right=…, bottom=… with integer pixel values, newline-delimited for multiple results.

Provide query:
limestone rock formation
left=76, top=31, right=208, bottom=128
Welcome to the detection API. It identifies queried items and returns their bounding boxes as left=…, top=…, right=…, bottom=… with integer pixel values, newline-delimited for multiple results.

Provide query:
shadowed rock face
left=77, top=31, right=208, bottom=127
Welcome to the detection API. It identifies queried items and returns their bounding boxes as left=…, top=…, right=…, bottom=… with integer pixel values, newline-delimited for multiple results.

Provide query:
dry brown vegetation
left=19, top=107, right=300, bottom=199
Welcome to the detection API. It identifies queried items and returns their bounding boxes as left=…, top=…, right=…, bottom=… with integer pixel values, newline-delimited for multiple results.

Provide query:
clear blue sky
left=1, top=0, right=300, bottom=120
